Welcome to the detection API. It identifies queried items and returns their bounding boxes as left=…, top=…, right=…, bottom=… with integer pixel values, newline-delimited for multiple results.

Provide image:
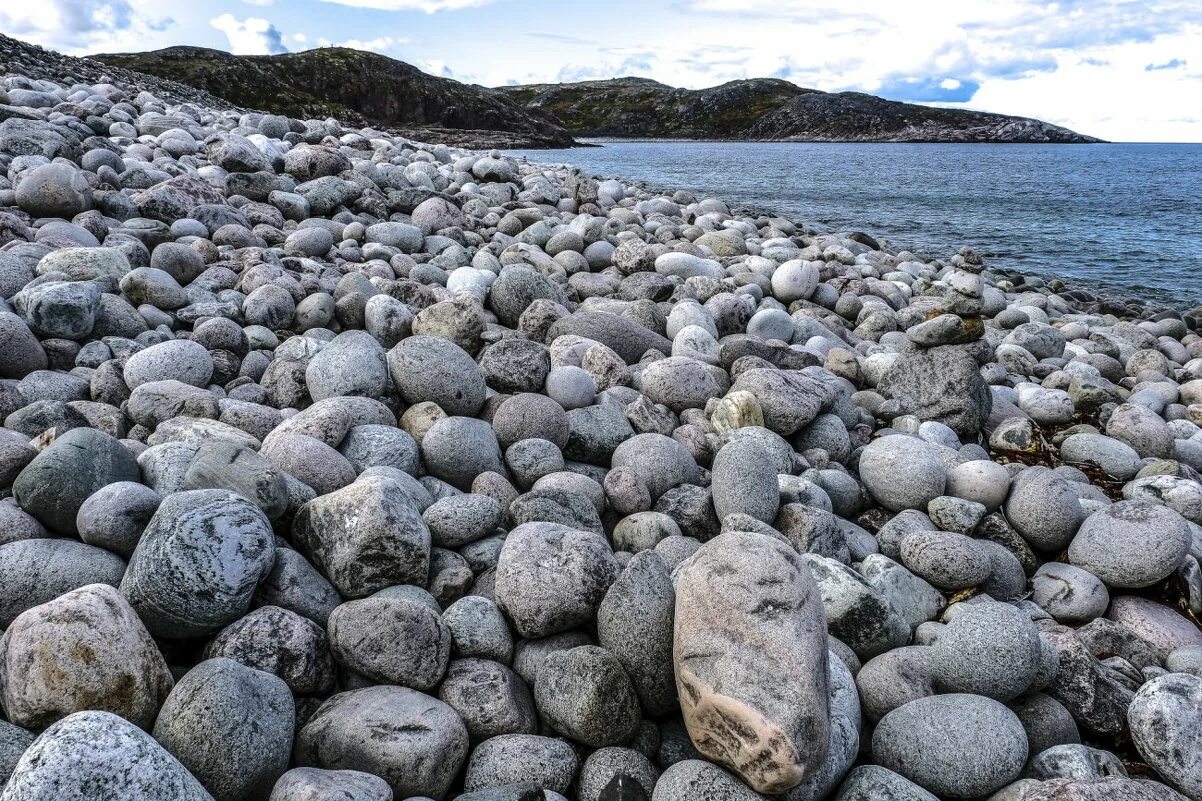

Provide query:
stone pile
left=0, top=68, right=1200, bottom=801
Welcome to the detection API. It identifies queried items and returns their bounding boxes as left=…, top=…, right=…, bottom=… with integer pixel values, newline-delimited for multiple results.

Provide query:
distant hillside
left=92, top=46, right=576, bottom=148
left=500, top=77, right=813, bottom=139
left=501, top=77, right=1102, bottom=143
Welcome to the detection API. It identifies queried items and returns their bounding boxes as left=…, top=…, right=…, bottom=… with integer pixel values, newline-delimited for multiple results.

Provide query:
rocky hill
left=90, top=45, right=576, bottom=148
left=502, top=77, right=1101, bottom=143
left=500, top=77, right=813, bottom=139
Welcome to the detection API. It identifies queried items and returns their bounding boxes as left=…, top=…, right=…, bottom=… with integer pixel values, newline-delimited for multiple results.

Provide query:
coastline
left=508, top=142, right=1200, bottom=316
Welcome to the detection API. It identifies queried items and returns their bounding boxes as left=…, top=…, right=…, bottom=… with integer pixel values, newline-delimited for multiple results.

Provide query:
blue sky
left=3, top=0, right=1201, bottom=141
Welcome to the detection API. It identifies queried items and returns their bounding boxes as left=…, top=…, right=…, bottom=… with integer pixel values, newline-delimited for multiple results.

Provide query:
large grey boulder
left=0, top=711, right=214, bottom=801
left=268, top=768, right=392, bottom=801
left=12, top=427, right=140, bottom=535
left=294, top=685, right=468, bottom=801
left=1128, top=672, right=1202, bottom=800
left=0, top=584, right=172, bottom=731
left=674, top=530, right=830, bottom=794
left=1068, top=501, right=1192, bottom=588
left=0, top=539, right=126, bottom=628
left=710, top=437, right=780, bottom=525
left=292, top=476, right=430, bottom=598
left=597, top=550, right=677, bottom=716
left=153, top=658, right=294, bottom=801
left=494, top=522, right=618, bottom=638
left=871, top=693, right=1027, bottom=799
left=305, top=331, right=389, bottom=402
left=878, top=345, right=992, bottom=437
left=120, top=489, right=276, bottom=638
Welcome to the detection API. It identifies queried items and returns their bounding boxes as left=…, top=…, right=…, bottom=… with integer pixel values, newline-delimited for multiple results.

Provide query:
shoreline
left=511, top=153, right=1198, bottom=319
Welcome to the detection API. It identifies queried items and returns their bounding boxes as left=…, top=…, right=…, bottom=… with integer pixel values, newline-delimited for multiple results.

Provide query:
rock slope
left=91, top=45, right=577, bottom=148
left=0, top=67, right=1199, bottom=801
left=502, top=77, right=1102, bottom=143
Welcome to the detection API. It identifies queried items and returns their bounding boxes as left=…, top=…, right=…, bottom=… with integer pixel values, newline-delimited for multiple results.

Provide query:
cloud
left=243, top=0, right=275, bottom=6
left=1146, top=58, right=1185, bottom=70
left=0, top=0, right=173, bottom=53
left=210, top=14, right=287, bottom=55
left=338, top=36, right=410, bottom=53
left=314, top=0, right=493, bottom=11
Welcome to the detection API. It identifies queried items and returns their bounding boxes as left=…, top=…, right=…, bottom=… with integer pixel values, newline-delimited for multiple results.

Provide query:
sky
left=2, top=0, right=1201, bottom=142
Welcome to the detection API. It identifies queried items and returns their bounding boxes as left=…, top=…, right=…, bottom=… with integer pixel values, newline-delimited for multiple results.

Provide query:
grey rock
left=463, top=734, right=578, bottom=795
left=75, top=481, right=161, bottom=558
left=1128, top=673, right=1202, bottom=800
left=388, top=335, right=486, bottom=416
left=639, top=357, right=721, bottom=413
left=421, top=416, right=505, bottom=490
left=254, top=547, right=342, bottom=627
left=1032, top=563, right=1110, bottom=625
left=674, top=531, right=829, bottom=794
left=13, top=427, right=140, bottom=535
left=306, top=331, right=389, bottom=401
left=802, top=554, right=910, bottom=660
left=443, top=595, right=513, bottom=663
left=899, top=531, right=990, bottom=590
left=268, top=768, right=393, bottom=801
left=120, top=489, right=276, bottom=638
left=597, top=550, right=677, bottom=716
left=578, top=747, right=660, bottom=801
left=833, top=766, right=937, bottom=801
left=0, top=539, right=126, bottom=628
left=871, top=693, right=1028, bottom=799
left=1004, top=466, right=1086, bottom=552
left=204, top=605, right=334, bottom=695
left=0, top=583, right=172, bottom=731
left=0, top=710, right=214, bottom=801
left=858, top=435, right=946, bottom=512
left=711, top=437, right=780, bottom=525
left=610, top=433, right=699, bottom=501
left=931, top=601, right=1044, bottom=700
left=1068, top=501, right=1191, bottom=588
left=327, top=594, right=450, bottom=691
left=533, top=645, right=641, bottom=748
left=494, top=522, right=618, bottom=638
left=0, top=312, right=47, bottom=379
left=153, top=658, right=294, bottom=801
left=293, top=476, right=430, bottom=598
left=879, top=345, right=991, bottom=437
left=651, top=760, right=767, bottom=801
left=547, top=312, right=671, bottom=365
left=437, top=657, right=536, bottom=742
left=294, top=685, right=468, bottom=801
left=729, top=368, right=831, bottom=437
left=1008, top=693, right=1082, bottom=758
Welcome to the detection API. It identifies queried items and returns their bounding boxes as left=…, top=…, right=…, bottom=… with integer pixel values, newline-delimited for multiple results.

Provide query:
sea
left=508, top=141, right=1202, bottom=309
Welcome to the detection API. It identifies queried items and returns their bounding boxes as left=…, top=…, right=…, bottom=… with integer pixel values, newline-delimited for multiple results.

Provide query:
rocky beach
left=1, top=49, right=1202, bottom=801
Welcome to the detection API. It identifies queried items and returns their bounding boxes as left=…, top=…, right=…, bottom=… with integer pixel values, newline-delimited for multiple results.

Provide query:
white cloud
left=210, top=13, right=287, bottom=55
left=315, top=0, right=493, bottom=11
left=0, top=0, right=174, bottom=54
left=337, top=36, right=410, bottom=53
left=243, top=0, right=275, bottom=6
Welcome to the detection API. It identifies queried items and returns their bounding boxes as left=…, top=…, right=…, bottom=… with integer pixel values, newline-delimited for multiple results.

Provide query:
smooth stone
left=674, top=531, right=830, bottom=794
left=0, top=583, right=172, bottom=731
left=119, top=489, right=276, bottom=638
left=152, top=658, right=294, bottom=801
left=294, top=686, right=468, bottom=801
left=871, top=693, right=1028, bottom=799
left=0, top=711, right=214, bottom=800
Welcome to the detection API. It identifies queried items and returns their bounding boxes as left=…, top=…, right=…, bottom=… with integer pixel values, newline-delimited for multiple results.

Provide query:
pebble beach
left=0, top=61, right=1201, bottom=801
